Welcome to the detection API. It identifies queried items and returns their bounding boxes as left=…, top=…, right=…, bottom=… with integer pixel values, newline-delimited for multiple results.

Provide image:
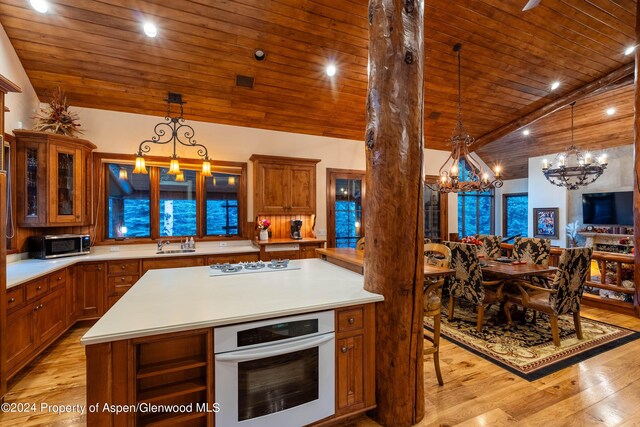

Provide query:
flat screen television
left=582, top=191, right=633, bottom=225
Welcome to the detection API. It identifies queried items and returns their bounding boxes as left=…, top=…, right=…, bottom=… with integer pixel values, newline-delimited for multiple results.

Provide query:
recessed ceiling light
left=254, top=49, right=266, bottom=61
left=143, top=22, right=158, bottom=38
left=606, top=107, right=616, bottom=116
left=326, top=64, right=337, bottom=77
left=625, top=45, right=636, bottom=55
left=522, top=129, right=530, bottom=136
left=29, top=0, right=48, bottom=13
left=550, top=81, right=560, bottom=91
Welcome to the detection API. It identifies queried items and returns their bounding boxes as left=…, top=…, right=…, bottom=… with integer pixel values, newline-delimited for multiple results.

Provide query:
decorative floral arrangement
left=461, top=236, right=483, bottom=246
left=33, top=87, right=83, bottom=137
left=566, top=220, right=580, bottom=247
left=257, top=219, right=271, bottom=231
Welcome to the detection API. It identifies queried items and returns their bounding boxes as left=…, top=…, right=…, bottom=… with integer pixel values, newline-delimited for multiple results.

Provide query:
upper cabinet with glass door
left=14, top=130, right=96, bottom=227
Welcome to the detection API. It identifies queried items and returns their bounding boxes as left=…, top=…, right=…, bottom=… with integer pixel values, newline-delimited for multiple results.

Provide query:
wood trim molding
left=249, top=154, right=321, bottom=164
left=473, top=62, right=635, bottom=150
left=424, top=174, right=449, bottom=242
left=326, top=168, right=366, bottom=248
left=0, top=74, right=21, bottom=94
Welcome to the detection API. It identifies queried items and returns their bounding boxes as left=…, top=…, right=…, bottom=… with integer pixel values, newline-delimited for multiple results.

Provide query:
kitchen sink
left=156, top=249, right=197, bottom=255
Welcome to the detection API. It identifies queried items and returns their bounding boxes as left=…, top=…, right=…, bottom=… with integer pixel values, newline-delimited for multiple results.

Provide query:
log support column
left=634, top=3, right=640, bottom=317
left=364, top=0, right=425, bottom=425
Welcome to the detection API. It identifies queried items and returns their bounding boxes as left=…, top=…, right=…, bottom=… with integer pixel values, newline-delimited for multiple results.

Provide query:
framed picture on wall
left=533, top=207, right=560, bottom=239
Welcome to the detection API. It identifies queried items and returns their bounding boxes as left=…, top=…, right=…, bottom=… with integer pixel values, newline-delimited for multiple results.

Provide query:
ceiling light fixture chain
left=133, top=92, right=212, bottom=178
left=426, top=43, right=503, bottom=193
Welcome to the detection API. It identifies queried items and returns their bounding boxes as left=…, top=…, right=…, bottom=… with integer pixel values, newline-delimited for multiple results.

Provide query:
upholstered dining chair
left=512, top=237, right=551, bottom=266
left=504, top=247, right=593, bottom=347
left=476, top=234, right=502, bottom=259
left=423, top=243, right=451, bottom=386
left=356, top=237, right=365, bottom=252
left=444, top=242, right=504, bottom=332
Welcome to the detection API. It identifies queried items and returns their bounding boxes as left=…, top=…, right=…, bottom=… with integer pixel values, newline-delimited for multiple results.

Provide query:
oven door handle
left=215, top=334, right=334, bottom=362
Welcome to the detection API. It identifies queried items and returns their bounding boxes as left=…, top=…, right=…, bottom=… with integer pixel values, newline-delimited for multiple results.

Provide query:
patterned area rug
left=424, top=300, right=640, bottom=381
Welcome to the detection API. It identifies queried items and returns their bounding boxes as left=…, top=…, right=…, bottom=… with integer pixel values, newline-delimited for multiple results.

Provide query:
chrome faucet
left=157, top=240, right=171, bottom=251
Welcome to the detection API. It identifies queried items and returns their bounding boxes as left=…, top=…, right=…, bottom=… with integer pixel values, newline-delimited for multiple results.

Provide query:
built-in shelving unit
left=133, top=329, right=212, bottom=427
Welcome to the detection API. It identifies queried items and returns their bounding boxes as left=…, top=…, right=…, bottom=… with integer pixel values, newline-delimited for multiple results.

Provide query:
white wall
left=78, top=107, right=459, bottom=235
left=494, top=178, right=528, bottom=236
left=0, top=24, right=39, bottom=131
left=528, top=155, right=568, bottom=247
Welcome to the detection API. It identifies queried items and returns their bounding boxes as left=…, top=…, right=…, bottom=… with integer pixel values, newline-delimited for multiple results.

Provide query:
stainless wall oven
left=214, top=311, right=335, bottom=427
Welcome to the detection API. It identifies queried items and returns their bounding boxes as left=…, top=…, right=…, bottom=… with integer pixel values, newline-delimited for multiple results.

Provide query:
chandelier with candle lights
left=541, top=102, right=607, bottom=190
left=425, top=44, right=503, bottom=193
left=133, top=93, right=212, bottom=180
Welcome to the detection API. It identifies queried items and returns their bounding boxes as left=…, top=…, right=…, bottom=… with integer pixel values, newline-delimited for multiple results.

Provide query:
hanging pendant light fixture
left=542, top=102, right=607, bottom=190
left=426, top=44, right=503, bottom=193
left=134, top=92, right=212, bottom=178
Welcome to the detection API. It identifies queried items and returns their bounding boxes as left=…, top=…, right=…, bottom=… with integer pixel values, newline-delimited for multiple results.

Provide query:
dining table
left=479, top=258, right=557, bottom=279
left=316, top=247, right=455, bottom=278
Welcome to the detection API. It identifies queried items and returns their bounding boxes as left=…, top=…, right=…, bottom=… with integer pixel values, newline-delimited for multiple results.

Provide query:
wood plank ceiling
left=0, top=0, right=636, bottom=178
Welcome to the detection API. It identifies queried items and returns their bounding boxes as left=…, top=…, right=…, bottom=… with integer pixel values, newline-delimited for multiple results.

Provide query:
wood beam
left=634, top=2, right=640, bottom=318
left=473, top=62, right=635, bottom=150
left=364, top=0, right=424, bottom=425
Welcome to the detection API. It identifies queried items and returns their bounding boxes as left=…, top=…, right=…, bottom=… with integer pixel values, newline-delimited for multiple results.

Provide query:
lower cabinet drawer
left=26, top=278, right=49, bottom=301
left=7, top=286, right=25, bottom=313
left=300, top=244, right=323, bottom=259
left=49, top=270, right=67, bottom=289
left=107, top=275, right=138, bottom=296
left=142, top=257, right=205, bottom=274
left=108, top=260, right=139, bottom=275
left=263, top=250, right=300, bottom=261
left=337, top=307, right=364, bottom=333
left=206, top=253, right=260, bottom=265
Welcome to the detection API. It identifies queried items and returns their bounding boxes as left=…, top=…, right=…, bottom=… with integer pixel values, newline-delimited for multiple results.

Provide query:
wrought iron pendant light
left=133, top=92, right=212, bottom=178
left=426, top=44, right=503, bottom=193
left=541, top=102, right=607, bottom=190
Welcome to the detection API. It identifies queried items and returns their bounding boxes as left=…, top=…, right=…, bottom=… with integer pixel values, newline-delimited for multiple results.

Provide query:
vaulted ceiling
left=0, top=0, right=636, bottom=178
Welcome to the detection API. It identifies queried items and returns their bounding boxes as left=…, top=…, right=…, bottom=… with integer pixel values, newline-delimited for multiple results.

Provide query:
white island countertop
left=81, top=259, right=383, bottom=345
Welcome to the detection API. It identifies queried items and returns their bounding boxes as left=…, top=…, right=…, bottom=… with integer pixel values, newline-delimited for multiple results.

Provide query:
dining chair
left=476, top=234, right=502, bottom=259
left=444, top=242, right=504, bottom=332
left=512, top=237, right=551, bottom=266
left=423, top=243, right=451, bottom=386
left=504, top=247, right=593, bottom=347
left=356, top=237, right=365, bottom=252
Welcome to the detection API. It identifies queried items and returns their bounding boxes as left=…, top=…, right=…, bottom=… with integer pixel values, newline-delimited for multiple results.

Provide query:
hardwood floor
left=1, top=308, right=639, bottom=426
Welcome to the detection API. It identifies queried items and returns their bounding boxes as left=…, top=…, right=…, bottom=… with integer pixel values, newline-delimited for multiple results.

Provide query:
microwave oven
left=28, top=234, right=91, bottom=259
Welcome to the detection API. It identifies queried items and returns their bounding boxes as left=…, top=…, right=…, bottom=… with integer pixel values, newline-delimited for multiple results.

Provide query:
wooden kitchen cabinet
left=76, top=262, right=106, bottom=319
left=14, top=130, right=96, bottom=227
left=106, top=259, right=140, bottom=310
left=6, top=274, right=68, bottom=377
left=335, top=304, right=376, bottom=417
left=250, top=154, right=320, bottom=215
left=206, top=253, right=259, bottom=265
left=142, top=256, right=205, bottom=274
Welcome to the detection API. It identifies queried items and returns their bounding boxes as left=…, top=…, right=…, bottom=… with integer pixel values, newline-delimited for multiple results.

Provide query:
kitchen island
left=82, top=258, right=383, bottom=426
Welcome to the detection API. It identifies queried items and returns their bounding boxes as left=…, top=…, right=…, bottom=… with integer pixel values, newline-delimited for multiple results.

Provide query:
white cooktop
left=208, top=261, right=301, bottom=277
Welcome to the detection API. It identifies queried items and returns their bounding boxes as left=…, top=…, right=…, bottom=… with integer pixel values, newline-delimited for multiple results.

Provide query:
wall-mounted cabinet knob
left=121, top=265, right=126, bottom=269
left=36, top=286, right=42, bottom=290
left=8, top=298, right=15, bottom=303
left=98, top=267, right=102, bottom=271
left=348, top=317, right=355, bottom=324
left=58, top=276, right=62, bottom=281
left=120, top=277, right=126, bottom=282
left=341, top=347, right=348, bottom=353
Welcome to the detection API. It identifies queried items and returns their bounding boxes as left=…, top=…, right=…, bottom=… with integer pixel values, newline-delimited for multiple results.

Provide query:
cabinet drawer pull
left=120, top=277, right=126, bottom=282
left=36, top=286, right=42, bottom=291
left=341, top=346, right=348, bottom=353
left=98, top=267, right=103, bottom=271
left=348, top=317, right=355, bottom=325
left=58, top=276, right=62, bottom=281
left=8, top=298, right=15, bottom=303
left=121, top=265, right=126, bottom=270
left=33, top=304, right=43, bottom=311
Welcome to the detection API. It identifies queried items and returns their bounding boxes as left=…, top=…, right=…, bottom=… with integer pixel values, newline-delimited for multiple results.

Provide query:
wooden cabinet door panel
left=35, top=287, right=66, bottom=346
left=258, top=163, right=289, bottom=213
left=6, top=304, right=36, bottom=371
left=206, top=253, right=260, bottom=265
left=262, top=250, right=300, bottom=261
left=336, top=335, right=365, bottom=413
left=77, top=262, right=105, bottom=319
left=49, top=145, right=83, bottom=224
left=16, top=140, right=47, bottom=226
left=289, top=165, right=314, bottom=213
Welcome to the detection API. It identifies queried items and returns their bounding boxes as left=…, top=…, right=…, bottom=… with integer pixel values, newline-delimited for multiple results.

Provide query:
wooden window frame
left=502, top=192, right=528, bottom=239
left=326, top=168, right=366, bottom=248
left=424, top=174, right=449, bottom=242
left=458, top=191, right=495, bottom=237
left=93, top=152, right=247, bottom=245
left=4, top=133, right=16, bottom=253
